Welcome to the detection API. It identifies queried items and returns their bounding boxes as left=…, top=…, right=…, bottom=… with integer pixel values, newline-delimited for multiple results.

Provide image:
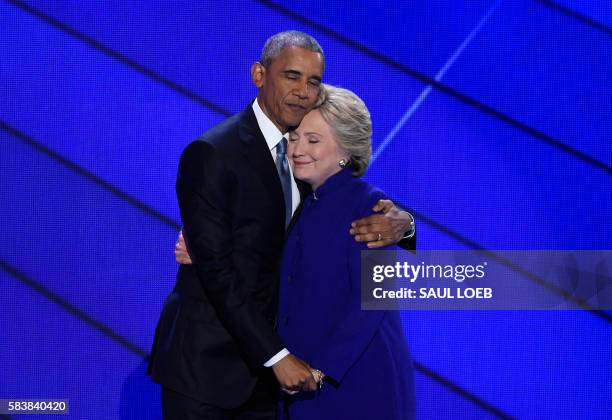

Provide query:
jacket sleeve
left=310, top=192, right=392, bottom=383
left=176, top=140, right=284, bottom=368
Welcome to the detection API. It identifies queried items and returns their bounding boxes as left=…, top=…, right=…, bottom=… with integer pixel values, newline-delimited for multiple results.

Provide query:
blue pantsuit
left=277, top=168, right=416, bottom=419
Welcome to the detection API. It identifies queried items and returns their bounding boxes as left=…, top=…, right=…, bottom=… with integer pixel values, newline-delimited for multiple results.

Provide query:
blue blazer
left=277, top=168, right=415, bottom=420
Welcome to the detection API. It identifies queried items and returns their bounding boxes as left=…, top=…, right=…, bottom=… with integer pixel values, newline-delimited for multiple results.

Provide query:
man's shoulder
left=181, top=106, right=251, bottom=160
left=197, top=111, right=243, bottom=147
left=201, top=103, right=259, bottom=144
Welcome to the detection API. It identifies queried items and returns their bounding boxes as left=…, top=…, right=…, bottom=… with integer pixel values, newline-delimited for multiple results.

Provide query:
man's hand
left=349, top=199, right=413, bottom=248
left=272, top=354, right=318, bottom=392
left=175, top=230, right=194, bottom=264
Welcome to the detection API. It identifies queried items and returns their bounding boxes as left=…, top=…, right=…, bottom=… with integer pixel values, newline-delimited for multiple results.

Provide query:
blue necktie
left=275, top=137, right=292, bottom=228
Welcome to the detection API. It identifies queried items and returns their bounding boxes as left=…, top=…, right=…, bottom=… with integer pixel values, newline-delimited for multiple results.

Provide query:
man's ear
left=251, top=62, right=265, bottom=88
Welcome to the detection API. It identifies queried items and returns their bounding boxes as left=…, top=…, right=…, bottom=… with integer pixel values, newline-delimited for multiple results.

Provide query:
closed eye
left=283, top=70, right=301, bottom=80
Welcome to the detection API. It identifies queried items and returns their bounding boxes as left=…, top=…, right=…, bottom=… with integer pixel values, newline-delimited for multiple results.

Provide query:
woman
left=277, top=85, right=415, bottom=419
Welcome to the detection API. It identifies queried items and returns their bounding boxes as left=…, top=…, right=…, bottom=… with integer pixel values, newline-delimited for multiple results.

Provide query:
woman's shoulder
left=346, top=177, right=388, bottom=215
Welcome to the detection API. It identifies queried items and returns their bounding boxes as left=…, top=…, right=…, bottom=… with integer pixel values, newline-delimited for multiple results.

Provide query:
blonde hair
left=315, top=84, right=371, bottom=177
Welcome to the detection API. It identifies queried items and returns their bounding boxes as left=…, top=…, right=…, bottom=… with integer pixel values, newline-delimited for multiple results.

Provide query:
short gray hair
left=316, top=84, right=372, bottom=177
left=261, top=30, right=325, bottom=68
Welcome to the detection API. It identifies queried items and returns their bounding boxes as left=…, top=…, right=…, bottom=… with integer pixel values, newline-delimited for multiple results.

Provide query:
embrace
left=149, top=31, right=416, bottom=420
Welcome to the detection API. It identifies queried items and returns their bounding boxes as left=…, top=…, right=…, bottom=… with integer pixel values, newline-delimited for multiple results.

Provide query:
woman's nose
left=289, top=140, right=302, bottom=156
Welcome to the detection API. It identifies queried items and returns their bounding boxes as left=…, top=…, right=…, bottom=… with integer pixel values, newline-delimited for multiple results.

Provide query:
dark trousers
left=162, top=377, right=278, bottom=420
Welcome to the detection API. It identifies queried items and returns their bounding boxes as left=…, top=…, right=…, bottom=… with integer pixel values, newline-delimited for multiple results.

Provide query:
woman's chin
left=294, top=174, right=311, bottom=184
left=292, top=168, right=310, bottom=182
left=298, top=176, right=320, bottom=189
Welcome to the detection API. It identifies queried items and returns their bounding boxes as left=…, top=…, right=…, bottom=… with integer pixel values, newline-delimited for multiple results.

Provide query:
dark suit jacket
left=149, top=104, right=294, bottom=409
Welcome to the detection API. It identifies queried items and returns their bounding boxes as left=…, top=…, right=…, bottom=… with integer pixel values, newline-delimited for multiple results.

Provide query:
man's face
left=252, top=46, right=324, bottom=132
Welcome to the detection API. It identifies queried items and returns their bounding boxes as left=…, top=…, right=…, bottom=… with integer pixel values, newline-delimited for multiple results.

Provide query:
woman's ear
left=338, top=152, right=351, bottom=168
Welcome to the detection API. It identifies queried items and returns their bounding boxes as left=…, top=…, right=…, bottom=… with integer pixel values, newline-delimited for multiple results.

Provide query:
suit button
left=284, top=315, right=289, bottom=326
left=287, top=275, right=293, bottom=283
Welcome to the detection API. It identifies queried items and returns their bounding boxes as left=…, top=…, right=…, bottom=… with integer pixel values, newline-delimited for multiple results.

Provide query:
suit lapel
left=286, top=180, right=310, bottom=235
left=238, top=105, right=286, bottom=219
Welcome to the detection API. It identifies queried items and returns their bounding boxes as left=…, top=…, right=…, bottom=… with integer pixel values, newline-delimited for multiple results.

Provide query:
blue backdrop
left=1, top=1, right=611, bottom=419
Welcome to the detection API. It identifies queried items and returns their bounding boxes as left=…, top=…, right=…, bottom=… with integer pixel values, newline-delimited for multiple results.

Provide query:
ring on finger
left=377, top=233, right=383, bottom=241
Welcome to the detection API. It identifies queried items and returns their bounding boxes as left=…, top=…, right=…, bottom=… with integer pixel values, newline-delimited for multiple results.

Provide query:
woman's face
left=288, top=109, right=348, bottom=190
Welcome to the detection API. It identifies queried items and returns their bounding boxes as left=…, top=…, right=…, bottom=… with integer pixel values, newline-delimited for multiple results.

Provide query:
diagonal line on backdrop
left=0, top=259, right=149, bottom=358
left=256, top=0, right=612, bottom=174
left=0, top=120, right=181, bottom=231
left=535, top=0, right=612, bottom=36
left=3, top=2, right=610, bottom=412
left=255, top=0, right=612, bottom=323
left=7, top=0, right=609, bottom=173
left=399, top=203, right=612, bottom=324
left=368, top=0, right=612, bottom=324
left=372, top=0, right=502, bottom=162
left=0, top=258, right=513, bottom=418
left=414, top=361, right=513, bottom=419
left=5, top=0, right=233, bottom=118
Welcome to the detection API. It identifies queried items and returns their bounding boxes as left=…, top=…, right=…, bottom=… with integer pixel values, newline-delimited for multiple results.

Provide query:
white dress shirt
left=252, top=99, right=300, bottom=216
left=252, top=98, right=296, bottom=367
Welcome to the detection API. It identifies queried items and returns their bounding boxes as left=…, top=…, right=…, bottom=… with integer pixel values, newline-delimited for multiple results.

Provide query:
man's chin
left=285, top=118, right=304, bottom=128
left=284, top=111, right=308, bottom=126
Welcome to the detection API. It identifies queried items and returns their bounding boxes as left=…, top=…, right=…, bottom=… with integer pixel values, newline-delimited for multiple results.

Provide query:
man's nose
left=293, top=80, right=309, bottom=99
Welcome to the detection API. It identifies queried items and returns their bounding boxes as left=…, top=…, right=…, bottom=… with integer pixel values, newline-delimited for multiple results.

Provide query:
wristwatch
left=402, top=212, right=416, bottom=240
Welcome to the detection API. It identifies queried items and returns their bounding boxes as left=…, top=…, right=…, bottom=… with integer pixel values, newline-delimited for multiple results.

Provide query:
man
left=149, top=31, right=415, bottom=419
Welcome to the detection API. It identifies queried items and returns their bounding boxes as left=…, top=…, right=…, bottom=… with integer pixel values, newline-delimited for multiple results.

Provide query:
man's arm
left=176, top=141, right=316, bottom=391
left=177, top=200, right=415, bottom=262
left=178, top=141, right=282, bottom=366
left=349, top=199, right=416, bottom=250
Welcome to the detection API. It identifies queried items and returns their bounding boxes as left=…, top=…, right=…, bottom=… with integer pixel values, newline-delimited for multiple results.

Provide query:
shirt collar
left=252, top=98, right=287, bottom=150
